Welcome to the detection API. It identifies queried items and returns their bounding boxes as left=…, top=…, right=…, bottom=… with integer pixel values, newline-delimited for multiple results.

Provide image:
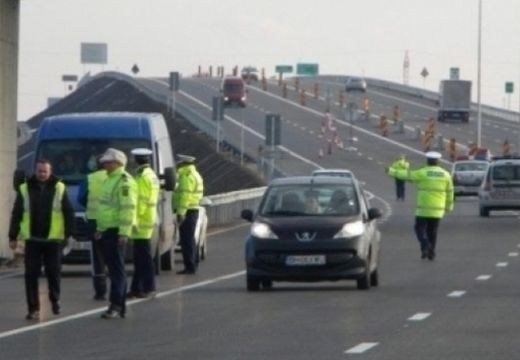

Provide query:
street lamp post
left=476, top=0, right=483, bottom=147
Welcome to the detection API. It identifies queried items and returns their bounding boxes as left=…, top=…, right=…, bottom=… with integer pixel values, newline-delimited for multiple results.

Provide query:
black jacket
left=8, top=175, right=75, bottom=241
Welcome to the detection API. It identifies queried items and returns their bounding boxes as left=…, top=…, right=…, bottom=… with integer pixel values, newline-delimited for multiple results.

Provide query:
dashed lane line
left=508, top=252, right=518, bottom=257
left=476, top=275, right=492, bottom=281
left=407, top=313, right=431, bottom=321
left=496, top=262, right=508, bottom=268
left=344, top=342, right=379, bottom=355
left=447, top=291, right=466, bottom=298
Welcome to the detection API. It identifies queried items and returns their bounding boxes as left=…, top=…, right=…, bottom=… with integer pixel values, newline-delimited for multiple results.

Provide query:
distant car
left=221, top=76, right=247, bottom=107
left=478, top=157, right=520, bottom=217
left=241, top=66, right=259, bottom=82
left=312, top=169, right=355, bottom=179
left=451, top=160, right=488, bottom=196
left=241, top=176, right=382, bottom=291
left=345, top=77, right=367, bottom=92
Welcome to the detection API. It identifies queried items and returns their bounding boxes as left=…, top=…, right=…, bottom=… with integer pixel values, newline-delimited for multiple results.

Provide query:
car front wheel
left=357, top=266, right=371, bottom=290
left=247, top=275, right=260, bottom=292
left=479, top=206, right=489, bottom=217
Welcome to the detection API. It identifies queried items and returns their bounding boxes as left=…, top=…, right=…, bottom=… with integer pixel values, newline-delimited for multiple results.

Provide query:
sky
left=17, top=0, right=520, bottom=121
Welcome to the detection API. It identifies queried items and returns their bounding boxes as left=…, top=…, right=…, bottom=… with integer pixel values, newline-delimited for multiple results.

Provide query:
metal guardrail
left=205, top=186, right=266, bottom=225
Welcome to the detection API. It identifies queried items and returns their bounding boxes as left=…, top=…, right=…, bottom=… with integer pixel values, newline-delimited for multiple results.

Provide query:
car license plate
left=73, top=241, right=91, bottom=251
left=285, top=255, right=326, bottom=266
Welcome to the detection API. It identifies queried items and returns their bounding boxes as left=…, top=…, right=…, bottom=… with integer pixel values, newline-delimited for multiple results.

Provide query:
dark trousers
left=414, top=217, right=441, bottom=253
left=395, top=179, right=405, bottom=200
left=24, top=241, right=62, bottom=312
left=130, top=240, right=156, bottom=294
left=101, top=228, right=127, bottom=312
left=179, top=209, right=199, bottom=272
left=87, top=220, right=107, bottom=297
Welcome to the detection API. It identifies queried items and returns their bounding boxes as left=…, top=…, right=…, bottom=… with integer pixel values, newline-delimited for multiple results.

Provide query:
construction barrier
left=314, top=83, right=319, bottom=99
left=447, top=137, right=457, bottom=161
left=197, top=65, right=202, bottom=77
left=393, top=105, right=400, bottom=123
left=379, top=115, right=389, bottom=137
left=300, top=89, right=306, bottom=106
left=363, top=97, right=371, bottom=120
left=294, top=78, right=300, bottom=92
left=282, top=83, right=288, bottom=98
left=261, top=77, right=267, bottom=91
left=209, top=66, right=213, bottom=78
left=502, top=139, right=511, bottom=156
left=338, top=91, right=345, bottom=108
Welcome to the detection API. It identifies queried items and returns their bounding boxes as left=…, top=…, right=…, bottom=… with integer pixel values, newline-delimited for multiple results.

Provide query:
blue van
left=28, top=112, right=177, bottom=271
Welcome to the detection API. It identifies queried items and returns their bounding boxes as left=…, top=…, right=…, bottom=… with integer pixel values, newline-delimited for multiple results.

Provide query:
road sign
left=61, top=74, right=78, bottom=82
left=265, top=114, right=281, bottom=146
left=296, top=63, right=319, bottom=76
left=449, top=67, right=460, bottom=80
left=212, top=96, right=224, bottom=121
left=169, top=72, right=180, bottom=92
left=131, top=64, right=140, bottom=75
left=80, top=42, right=108, bottom=64
left=420, top=67, right=429, bottom=78
left=275, top=65, right=293, bottom=73
left=505, top=82, right=514, bottom=94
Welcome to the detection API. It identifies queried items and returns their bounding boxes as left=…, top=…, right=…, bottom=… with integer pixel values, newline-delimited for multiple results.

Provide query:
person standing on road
left=390, top=154, right=410, bottom=201
left=386, top=151, right=454, bottom=260
left=78, top=158, right=108, bottom=301
left=172, top=155, right=204, bottom=275
left=96, top=148, right=137, bottom=319
left=128, top=148, right=160, bottom=299
left=8, top=159, right=75, bottom=320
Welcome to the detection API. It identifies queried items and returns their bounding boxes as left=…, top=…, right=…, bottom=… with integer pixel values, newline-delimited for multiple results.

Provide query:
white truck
left=437, top=80, right=472, bottom=123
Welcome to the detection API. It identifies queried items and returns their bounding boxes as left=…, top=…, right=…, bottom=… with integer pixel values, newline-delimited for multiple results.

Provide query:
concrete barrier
left=205, top=186, right=266, bottom=226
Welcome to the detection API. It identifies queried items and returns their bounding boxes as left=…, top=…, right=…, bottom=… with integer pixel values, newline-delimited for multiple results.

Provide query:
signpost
left=265, top=114, right=282, bottom=179
left=345, top=102, right=358, bottom=152
left=275, top=65, right=293, bottom=85
left=169, top=71, right=180, bottom=119
left=212, top=96, right=224, bottom=152
left=449, top=67, right=460, bottom=80
left=505, top=82, right=514, bottom=110
left=296, top=63, right=319, bottom=76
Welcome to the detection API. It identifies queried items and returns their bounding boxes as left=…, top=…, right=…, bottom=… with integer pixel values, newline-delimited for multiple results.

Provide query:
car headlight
left=241, top=96, right=246, bottom=101
left=333, top=221, right=365, bottom=239
left=224, top=97, right=229, bottom=101
left=251, top=222, right=278, bottom=239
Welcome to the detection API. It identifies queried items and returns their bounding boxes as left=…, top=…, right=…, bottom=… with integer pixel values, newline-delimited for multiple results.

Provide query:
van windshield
left=224, top=83, right=243, bottom=92
left=492, top=164, right=520, bottom=181
left=38, top=139, right=151, bottom=184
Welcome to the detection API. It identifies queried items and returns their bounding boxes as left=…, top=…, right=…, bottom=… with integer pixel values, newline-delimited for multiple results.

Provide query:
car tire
left=357, top=266, right=371, bottom=290
left=261, top=279, right=273, bottom=290
left=160, top=245, right=175, bottom=271
left=370, top=269, right=379, bottom=287
left=479, top=206, right=489, bottom=217
left=247, top=275, right=261, bottom=292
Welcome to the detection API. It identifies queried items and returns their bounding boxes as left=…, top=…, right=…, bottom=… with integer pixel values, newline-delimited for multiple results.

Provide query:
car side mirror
left=13, top=169, right=26, bottom=191
left=241, top=209, right=254, bottom=222
left=367, top=207, right=382, bottom=221
left=162, top=166, right=175, bottom=191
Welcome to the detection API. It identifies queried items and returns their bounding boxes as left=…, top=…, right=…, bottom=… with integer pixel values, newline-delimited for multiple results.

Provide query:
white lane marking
left=207, top=223, right=249, bottom=237
left=300, top=126, right=307, bottom=131
left=508, top=252, right=519, bottom=257
left=309, top=130, right=315, bottom=135
left=447, top=290, right=466, bottom=298
left=476, top=274, right=492, bottom=281
left=357, top=152, right=363, bottom=156
left=344, top=342, right=379, bottom=354
left=0, top=270, right=246, bottom=340
left=368, top=157, right=373, bottom=161
left=408, top=312, right=431, bottom=321
left=496, top=262, right=508, bottom=268
left=0, top=271, right=23, bottom=280
left=18, top=151, right=34, bottom=162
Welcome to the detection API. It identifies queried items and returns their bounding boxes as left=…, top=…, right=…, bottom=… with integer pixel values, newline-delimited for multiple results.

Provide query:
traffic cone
left=319, top=148, right=324, bottom=158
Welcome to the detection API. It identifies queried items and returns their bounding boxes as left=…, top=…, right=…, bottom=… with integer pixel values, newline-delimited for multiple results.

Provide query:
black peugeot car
left=241, top=176, right=382, bottom=291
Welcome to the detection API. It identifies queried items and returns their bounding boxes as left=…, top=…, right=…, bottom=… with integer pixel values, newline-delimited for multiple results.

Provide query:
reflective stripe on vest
left=19, top=181, right=66, bottom=241
left=86, top=170, right=107, bottom=220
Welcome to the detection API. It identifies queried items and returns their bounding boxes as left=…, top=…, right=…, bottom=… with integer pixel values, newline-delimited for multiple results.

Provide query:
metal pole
left=477, top=0, right=483, bottom=147
left=240, top=109, right=244, bottom=166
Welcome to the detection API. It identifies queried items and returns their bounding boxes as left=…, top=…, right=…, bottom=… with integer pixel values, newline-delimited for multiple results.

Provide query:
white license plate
left=285, top=255, right=326, bottom=266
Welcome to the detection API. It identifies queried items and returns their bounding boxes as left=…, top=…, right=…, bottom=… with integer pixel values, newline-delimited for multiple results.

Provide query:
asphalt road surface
left=1, top=75, right=519, bottom=359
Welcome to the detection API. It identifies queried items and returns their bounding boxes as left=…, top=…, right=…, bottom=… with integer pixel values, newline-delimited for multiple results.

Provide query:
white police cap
left=425, top=151, right=442, bottom=160
left=176, top=154, right=196, bottom=163
left=131, top=148, right=153, bottom=156
left=99, top=148, right=127, bottom=166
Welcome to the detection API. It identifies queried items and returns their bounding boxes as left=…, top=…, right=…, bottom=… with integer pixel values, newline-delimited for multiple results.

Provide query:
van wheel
left=160, top=246, right=175, bottom=271
left=479, top=206, right=489, bottom=217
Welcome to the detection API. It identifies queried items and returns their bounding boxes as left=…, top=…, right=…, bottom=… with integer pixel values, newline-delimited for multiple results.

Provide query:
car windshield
left=314, top=171, right=352, bottom=178
left=224, top=83, right=243, bottom=92
left=259, top=183, right=359, bottom=217
left=37, top=139, right=150, bottom=184
left=492, top=164, right=520, bottom=181
left=455, top=162, right=488, bottom=172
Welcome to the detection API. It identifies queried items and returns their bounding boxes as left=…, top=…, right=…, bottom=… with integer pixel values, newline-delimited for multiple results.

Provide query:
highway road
left=2, top=74, right=519, bottom=358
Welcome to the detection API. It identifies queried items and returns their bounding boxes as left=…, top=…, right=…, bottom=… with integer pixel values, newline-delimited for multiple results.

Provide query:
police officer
left=78, top=157, right=108, bottom=300
left=390, top=154, right=410, bottom=201
left=172, top=155, right=204, bottom=275
left=8, top=159, right=75, bottom=320
left=128, top=148, right=160, bottom=298
left=95, top=148, right=137, bottom=319
left=387, top=151, right=454, bottom=260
